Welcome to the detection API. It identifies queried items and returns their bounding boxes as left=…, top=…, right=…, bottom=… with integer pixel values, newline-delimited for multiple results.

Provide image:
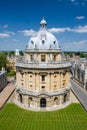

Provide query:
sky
left=0, top=0, right=87, bottom=51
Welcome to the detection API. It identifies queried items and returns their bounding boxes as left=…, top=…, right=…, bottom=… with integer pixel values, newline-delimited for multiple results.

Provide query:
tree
left=0, top=53, right=7, bottom=70
left=9, top=51, right=15, bottom=57
left=20, top=51, right=24, bottom=56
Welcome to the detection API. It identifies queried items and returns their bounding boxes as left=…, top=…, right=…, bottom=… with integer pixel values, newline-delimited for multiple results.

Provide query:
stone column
left=23, top=95, right=28, bottom=107
left=60, top=72, right=62, bottom=89
left=48, top=73, right=50, bottom=91
left=22, top=72, right=25, bottom=89
left=33, top=73, right=36, bottom=90
left=60, top=95, right=64, bottom=105
left=50, top=72, right=54, bottom=90
left=35, top=73, right=37, bottom=90
left=25, top=72, right=28, bottom=90
left=36, top=72, right=39, bottom=91
left=15, top=91, right=19, bottom=101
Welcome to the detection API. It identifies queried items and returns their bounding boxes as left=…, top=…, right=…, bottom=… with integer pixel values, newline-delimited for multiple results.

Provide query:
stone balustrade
left=16, top=61, right=71, bottom=69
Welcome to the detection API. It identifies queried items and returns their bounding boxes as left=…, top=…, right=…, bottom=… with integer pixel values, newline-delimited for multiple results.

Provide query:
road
left=71, top=79, right=87, bottom=111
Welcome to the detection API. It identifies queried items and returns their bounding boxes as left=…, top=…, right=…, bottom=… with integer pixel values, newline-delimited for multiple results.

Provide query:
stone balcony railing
left=16, top=61, right=71, bottom=69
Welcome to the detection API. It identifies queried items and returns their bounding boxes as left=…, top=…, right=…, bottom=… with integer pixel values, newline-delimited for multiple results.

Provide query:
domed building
left=15, top=18, right=71, bottom=111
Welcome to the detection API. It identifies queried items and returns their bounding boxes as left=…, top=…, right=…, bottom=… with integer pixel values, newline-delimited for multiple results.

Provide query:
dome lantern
left=40, top=18, right=47, bottom=28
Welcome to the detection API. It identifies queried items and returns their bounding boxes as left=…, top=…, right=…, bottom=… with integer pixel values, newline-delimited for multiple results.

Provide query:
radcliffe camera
left=0, top=0, right=87, bottom=130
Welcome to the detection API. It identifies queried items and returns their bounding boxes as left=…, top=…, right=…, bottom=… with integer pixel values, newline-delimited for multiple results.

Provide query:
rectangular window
left=30, top=55, right=33, bottom=61
left=30, top=85, right=32, bottom=88
left=41, top=55, right=45, bottom=62
left=54, top=55, right=56, bottom=61
left=41, top=75, right=45, bottom=81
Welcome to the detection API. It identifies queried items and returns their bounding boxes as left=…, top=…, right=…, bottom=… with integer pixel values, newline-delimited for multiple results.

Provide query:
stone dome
left=27, top=18, right=59, bottom=50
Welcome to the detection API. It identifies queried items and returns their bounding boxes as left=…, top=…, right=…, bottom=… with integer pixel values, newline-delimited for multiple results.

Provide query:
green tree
left=9, top=51, right=15, bottom=57
left=0, top=53, right=7, bottom=70
left=20, top=51, right=24, bottom=56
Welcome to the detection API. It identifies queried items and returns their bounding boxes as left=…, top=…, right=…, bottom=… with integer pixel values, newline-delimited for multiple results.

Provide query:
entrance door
left=40, top=98, right=46, bottom=107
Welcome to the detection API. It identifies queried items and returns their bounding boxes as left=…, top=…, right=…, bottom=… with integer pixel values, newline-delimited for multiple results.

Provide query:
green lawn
left=0, top=103, right=87, bottom=130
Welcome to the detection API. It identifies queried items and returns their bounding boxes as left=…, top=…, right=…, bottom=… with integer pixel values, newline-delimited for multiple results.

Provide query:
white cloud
left=73, top=40, right=87, bottom=46
left=62, top=40, right=87, bottom=51
left=6, top=31, right=15, bottom=35
left=76, top=16, right=85, bottom=20
left=72, top=25, right=87, bottom=33
left=19, top=25, right=87, bottom=37
left=48, top=25, right=87, bottom=33
left=0, top=33, right=10, bottom=38
left=0, top=30, right=15, bottom=38
left=48, top=27, right=70, bottom=33
left=19, top=29, right=36, bottom=36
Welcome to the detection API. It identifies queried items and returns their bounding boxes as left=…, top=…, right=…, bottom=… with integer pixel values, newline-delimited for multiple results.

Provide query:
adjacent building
left=0, top=71, right=7, bottom=92
left=72, top=58, right=87, bottom=90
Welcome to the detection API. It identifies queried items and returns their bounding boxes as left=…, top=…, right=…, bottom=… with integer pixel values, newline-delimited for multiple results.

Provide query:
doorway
left=40, top=98, right=46, bottom=107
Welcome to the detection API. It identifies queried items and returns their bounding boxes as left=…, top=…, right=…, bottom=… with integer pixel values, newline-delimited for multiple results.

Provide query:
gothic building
left=15, top=18, right=71, bottom=110
left=72, top=58, right=87, bottom=90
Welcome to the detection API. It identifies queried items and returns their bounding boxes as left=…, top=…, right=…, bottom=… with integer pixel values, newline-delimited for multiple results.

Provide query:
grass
left=0, top=103, right=87, bottom=130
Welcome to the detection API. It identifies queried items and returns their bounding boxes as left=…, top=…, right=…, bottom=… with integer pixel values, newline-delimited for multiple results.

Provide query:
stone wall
left=0, top=71, right=7, bottom=92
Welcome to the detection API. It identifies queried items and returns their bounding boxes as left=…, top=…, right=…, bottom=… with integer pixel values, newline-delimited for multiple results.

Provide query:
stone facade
left=15, top=18, right=71, bottom=111
left=71, top=58, right=87, bottom=90
left=0, top=71, right=7, bottom=92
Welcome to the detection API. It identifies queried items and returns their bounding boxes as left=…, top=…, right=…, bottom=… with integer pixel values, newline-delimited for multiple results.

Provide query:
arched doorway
left=64, top=93, right=67, bottom=103
left=19, top=94, right=22, bottom=103
left=40, top=98, right=46, bottom=107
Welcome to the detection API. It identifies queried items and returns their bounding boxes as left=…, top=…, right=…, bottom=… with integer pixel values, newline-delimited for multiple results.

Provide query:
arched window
left=53, top=41, right=56, bottom=44
left=54, top=97, right=59, bottom=105
left=40, top=98, right=46, bottom=107
left=54, top=97, right=58, bottom=101
left=29, top=97, right=32, bottom=101
left=42, top=40, right=45, bottom=44
left=31, top=41, right=34, bottom=45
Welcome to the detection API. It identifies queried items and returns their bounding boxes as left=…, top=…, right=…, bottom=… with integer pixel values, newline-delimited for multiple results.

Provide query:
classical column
left=50, top=72, right=54, bottom=90
left=25, top=72, right=28, bottom=90
left=48, top=72, right=50, bottom=91
left=60, top=72, right=63, bottom=88
left=23, top=95, right=28, bottom=107
left=23, top=72, right=26, bottom=89
left=36, top=72, right=39, bottom=91
left=60, top=95, right=64, bottom=104
left=33, top=73, right=36, bottom=90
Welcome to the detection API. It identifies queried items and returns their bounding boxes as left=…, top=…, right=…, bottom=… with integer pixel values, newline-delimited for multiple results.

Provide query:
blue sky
left=0, top=0, right=87, bottom=51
